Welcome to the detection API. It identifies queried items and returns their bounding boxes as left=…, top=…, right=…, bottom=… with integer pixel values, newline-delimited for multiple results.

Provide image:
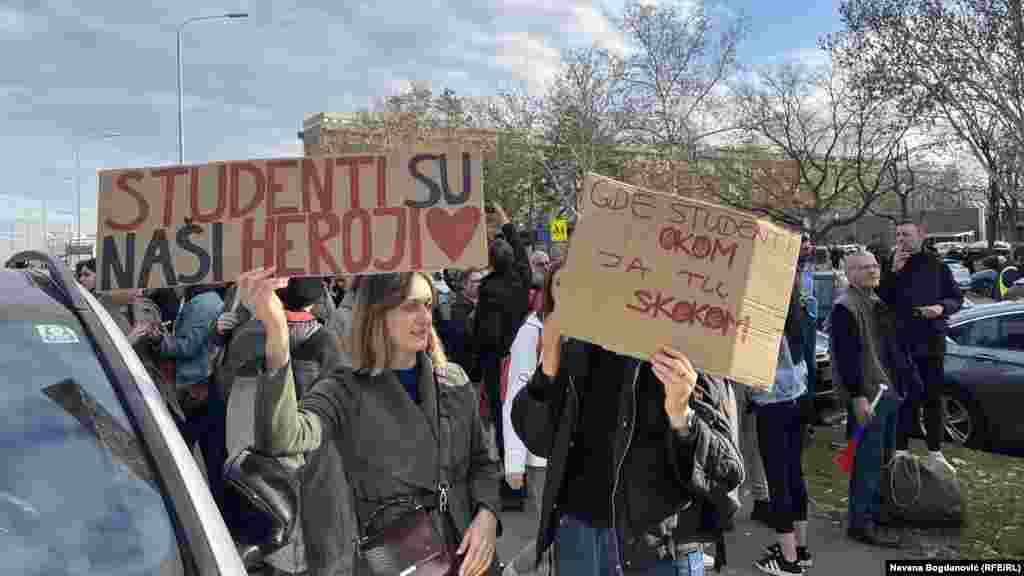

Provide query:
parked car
left=946, top=262, right=972, bottom=291
left=813, top=269, right=847, bottom=330
left=0, top=251, right=245, bottom=575
left=936, top=301, right=1024, bottom=455
left=814, top=330, right=838, bottom=412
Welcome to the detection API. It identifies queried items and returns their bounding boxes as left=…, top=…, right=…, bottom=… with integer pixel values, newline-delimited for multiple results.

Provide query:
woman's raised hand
left=236, top=267, right=290, bottom=369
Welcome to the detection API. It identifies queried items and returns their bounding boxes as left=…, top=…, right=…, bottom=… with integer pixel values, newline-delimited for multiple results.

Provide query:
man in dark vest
left=830, top=251, right=903, bottom=548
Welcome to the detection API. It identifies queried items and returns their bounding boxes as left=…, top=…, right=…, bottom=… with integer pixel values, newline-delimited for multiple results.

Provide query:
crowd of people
left=66, top=208, right=963, bottom=576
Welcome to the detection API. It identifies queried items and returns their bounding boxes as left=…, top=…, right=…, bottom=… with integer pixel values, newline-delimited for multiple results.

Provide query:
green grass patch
left=803, top=424, right=1024, bottom=559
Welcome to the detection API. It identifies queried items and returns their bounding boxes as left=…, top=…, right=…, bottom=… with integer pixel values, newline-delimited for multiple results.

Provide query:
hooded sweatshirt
left=503, top=312, right=547, bottom=473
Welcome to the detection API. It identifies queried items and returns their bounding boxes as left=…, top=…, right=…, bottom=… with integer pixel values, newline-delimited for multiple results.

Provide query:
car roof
left=950, top=301, right=1024, bottom=324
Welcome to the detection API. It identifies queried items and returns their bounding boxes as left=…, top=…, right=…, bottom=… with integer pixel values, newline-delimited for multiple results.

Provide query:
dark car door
left=947, top=313, right=1024, bottom=451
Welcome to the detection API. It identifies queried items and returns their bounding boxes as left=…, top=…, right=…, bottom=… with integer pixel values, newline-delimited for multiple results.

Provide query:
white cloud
left=568, top=3, right=628, bottom=54
left=490, top=32, right=563, bottom=92
left=496, top=0, right=627, bottom=54
left=261, top=140, right=305, bottom=158
left=0, top=7, right=26, bottom=33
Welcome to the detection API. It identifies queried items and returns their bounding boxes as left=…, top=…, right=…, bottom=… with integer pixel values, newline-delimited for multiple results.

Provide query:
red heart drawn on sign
left=425, top=206, right=482, bottom=262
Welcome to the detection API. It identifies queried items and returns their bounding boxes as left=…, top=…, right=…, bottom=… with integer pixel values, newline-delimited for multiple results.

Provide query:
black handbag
left=222, top=447, right=302, bottom=568
left=350, top=369, right=461, bottom=576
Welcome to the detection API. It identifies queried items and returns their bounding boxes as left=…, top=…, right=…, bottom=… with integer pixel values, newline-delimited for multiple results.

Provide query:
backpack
left=881, top=451, right=964, bottom=528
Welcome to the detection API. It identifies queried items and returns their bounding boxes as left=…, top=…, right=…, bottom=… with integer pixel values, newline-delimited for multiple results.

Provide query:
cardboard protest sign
left=96, top=145, right=487, bottom=291
left=557, top=174, right=802, bottom=390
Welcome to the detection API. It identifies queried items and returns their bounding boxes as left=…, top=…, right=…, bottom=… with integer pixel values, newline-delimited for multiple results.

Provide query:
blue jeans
left=847, top=395, right=900, bottom=530
left=555, top=514, right=703, bottom=576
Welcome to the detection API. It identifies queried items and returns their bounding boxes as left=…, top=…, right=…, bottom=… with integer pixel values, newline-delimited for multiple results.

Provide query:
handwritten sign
left=557, top=174, right=801, bottom=390
left=96, top=146, right=487, bottom=291
left=550, top=218, right=569, bottom=241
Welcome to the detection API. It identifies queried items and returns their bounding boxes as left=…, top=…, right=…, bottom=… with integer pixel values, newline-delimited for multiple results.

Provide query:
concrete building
left=0, top=194, right=89, bottom=265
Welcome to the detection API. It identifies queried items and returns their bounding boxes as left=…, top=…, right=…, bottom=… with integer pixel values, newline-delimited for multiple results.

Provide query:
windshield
left=0, top=312, right=188, bottom=575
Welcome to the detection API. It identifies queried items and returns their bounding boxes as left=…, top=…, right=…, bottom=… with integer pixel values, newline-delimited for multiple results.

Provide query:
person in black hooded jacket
left=510, top=301, right=744, bottom=575
left=474, top=203, right=533, bottom=466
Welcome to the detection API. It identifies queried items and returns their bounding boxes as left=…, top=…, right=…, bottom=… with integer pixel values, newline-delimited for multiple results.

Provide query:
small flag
left=832, top=385, right=887, bottom=474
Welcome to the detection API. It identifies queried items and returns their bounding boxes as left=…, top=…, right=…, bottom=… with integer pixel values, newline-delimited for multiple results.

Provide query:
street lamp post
left=74, top=132, right=121, bottom=242
left=176, top=12, right=248, bottom=163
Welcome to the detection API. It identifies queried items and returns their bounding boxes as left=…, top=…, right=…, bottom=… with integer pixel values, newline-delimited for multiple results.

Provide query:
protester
left=152, top=285, right=227, bottom=509
left=219, top=276, right=347, bottom=575
left=830, top=251, right=907, bottom=548
left=752, top=275, right=812, bottom=576
left=75, top=258, right=98, bottom=292
left=239, top=268, right=502, bottom=576
left=474, top=204, right=533, bottom=506
left=501, top=260, right=562, bottom=576
left=445, top=267, right=485, bottom=380
left=879, top=219, right=962, bottom=473
left=797, top=235, right=819, bottom=432
left=510, top=264, right=743, bottom=575
left=528, top=250, right=550, bottom=313
left=735, top=382, right=772, bottom=526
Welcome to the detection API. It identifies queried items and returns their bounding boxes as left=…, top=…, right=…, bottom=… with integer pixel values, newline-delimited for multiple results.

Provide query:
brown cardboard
left=95, top=145, right=487, bottom=291
left=557, top=174, right=802, bottom=390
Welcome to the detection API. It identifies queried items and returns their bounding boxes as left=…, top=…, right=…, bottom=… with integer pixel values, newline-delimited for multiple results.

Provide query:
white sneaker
left=704, top=553, right=715, bottom=570
left=929, top=451, right=956, bottom=475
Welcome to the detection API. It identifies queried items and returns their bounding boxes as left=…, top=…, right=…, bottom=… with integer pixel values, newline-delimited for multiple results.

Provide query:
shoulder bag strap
left=434, top=367, right=450, bottom=515
left=345, top=369, right=448, bottom=550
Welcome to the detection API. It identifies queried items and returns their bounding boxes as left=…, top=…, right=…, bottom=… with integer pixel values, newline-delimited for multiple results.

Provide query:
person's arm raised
left=239, top=268, right=327, bottom=458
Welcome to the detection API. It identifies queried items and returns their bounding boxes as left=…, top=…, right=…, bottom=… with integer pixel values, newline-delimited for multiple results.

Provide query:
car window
left=951, top=314, right=1024, bottom=351
left=0, top=314, right=188, bottom=575
left=951, top=317, right=1002, bottom=348
left=1001, top=315, right=1024, bottom=351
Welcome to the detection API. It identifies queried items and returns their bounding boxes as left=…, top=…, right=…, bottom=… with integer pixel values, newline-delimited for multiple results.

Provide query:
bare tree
left=538, top=46, right=636, bottom=217
left=607, top=0, right=749, bottom=192
left=827, top=0, right=1024, bottom=243
left=467, top=90, right=565, bottom=225
left=615, top=0, right=747, bottom=148
left=720, top=60, right=922, bottom=240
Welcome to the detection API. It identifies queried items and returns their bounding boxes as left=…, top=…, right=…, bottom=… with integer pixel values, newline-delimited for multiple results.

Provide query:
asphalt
left=495, top=495, right=898, bottom=576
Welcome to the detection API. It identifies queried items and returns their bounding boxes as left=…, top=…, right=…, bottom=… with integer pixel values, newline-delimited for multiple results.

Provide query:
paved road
left=496, top=496, right=895, bottom=576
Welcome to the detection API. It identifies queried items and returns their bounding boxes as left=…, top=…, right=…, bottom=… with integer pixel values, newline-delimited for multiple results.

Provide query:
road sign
left=549, top=218, right=568, bottom=241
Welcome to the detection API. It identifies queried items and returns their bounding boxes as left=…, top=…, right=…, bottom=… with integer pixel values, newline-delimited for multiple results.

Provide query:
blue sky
left=0, top=0, right=843, bottom=233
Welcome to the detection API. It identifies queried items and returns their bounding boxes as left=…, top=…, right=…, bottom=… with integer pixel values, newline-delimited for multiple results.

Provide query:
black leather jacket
left=511, top=339, right=744, bottom=573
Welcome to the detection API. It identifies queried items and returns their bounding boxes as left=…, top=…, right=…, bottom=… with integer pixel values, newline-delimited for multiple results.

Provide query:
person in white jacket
left=502, top=261, right=562, bottom=576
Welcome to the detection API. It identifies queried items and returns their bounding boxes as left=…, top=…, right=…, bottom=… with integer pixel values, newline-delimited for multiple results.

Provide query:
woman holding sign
left=509, top=256, right=744, bottom=576
left=238, top=268, right=502, bottom=576
left=749, top=275, right=814, bottom=576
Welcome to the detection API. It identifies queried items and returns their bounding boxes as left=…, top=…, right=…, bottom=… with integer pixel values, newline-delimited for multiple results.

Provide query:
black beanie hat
left=277, top=277, right=324, bottom=311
